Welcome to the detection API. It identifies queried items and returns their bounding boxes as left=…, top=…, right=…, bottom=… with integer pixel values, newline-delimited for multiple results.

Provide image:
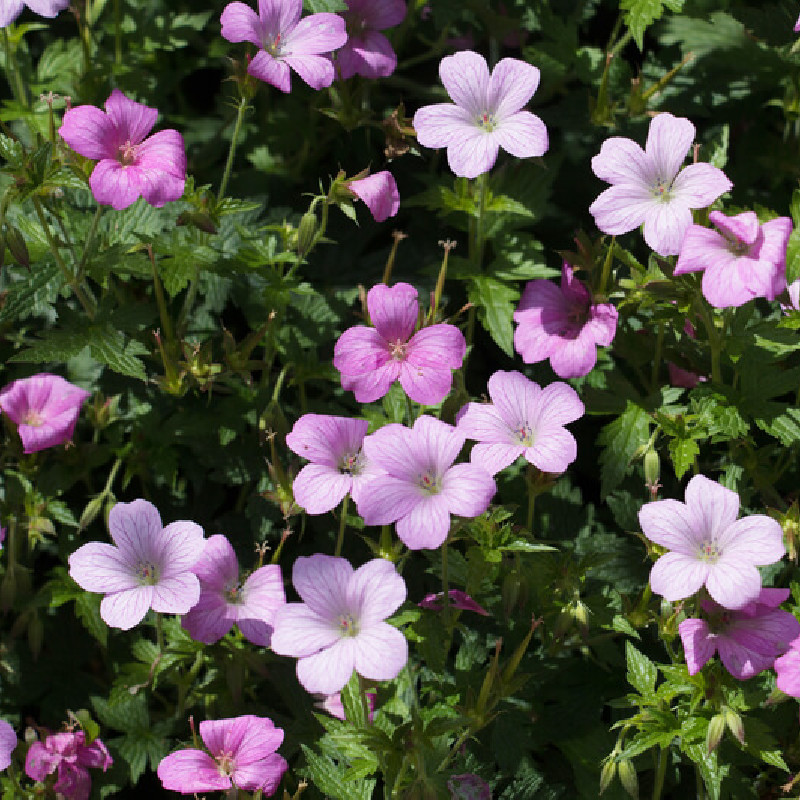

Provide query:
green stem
left=114, top=0, right=122, bottom=66
left=148, top=246, right=175, bottom=345
left=218, top=97, right=248, bottom=200
left=155, top=613, right=165, bottom=653
left=441, top=537, right=451, bottom=627
left=698, top=302, right=721, bottom=383
left=650, top=321, right=664, bottom=393
left=335, top=495, right=349, bottom=558
left=651, top=747, right=668, bottom=800
left=77, top=206, right=104, bottom=280
left=429, top=239, right=455, bottom=324
left=598, top=236, right=615, bottom=296
left=468, top=173, right=489, bottom=271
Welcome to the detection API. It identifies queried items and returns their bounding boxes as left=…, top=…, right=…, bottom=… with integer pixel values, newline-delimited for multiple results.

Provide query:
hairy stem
left=218, top=96, right=248, bottom=200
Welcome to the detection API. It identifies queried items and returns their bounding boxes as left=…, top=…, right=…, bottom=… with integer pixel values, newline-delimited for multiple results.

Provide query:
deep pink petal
left=104, top=89, right=157, bottom=145
left=0, top=722, right=15, bottom=772
left=233, top=753, right=288, bottom=793
left=347, top=558, right=406, bottom=626
left=547, top=334, right=598, bottom=379
left=439, top=50, right=490, bottom=116
left=493, top=111, right=548, bottom=159
left=248, top=50, right=291, bottom=92
left=283, top=53, right=336, bottom=91
left=678, top=618, right=716, bottom=675
left=488, top=58, right=540, bottom=118
left=776, top=647, right=800, bottom=696
left=220, top=1, right=264, bottom=46
left=351, top=0, right=406, bottom=29
left=353, top=622, right=408, bottom=681
left=296, top=638, right=356, bottom=694
left=191, top=535, right=239, bottom=590
left=284, top=12, right=346, bottom=55
left=349, top=171, right=399, bottom=222
left=182, top=593, right=234, bottom=645
left=367, top=282, right=418, bottom=342
left=709, top=210, right=760, bottom=246
left=158, top=749, right=230, bottom=793
left=674, top=225, right=730, bottom=275
left=259, top=0, right=301, bottom=35
left=413, top=103, right=474, bottom=149
left=58, top=105, right=117, bottom=160
left=334, top=325, right=392, bottom=374
left=292, top=554, right=352, bottom=618
left=238, top=565, right=286, bottom=646
left=337, top=30, right=397, bottom=80
left=100, top=586, right=153, bottom=630
left=702, top=257, right=772, bottom=309
left=89, top=160, right=142, bottom=210
left=649, top=552, right=708, bottom=602
left=398, top=361, right=454, bottom=405
left=68, top=542, right=139, bottom=593
left=271, top=604, right=340, bottom=657
left=406, top=324, right=466, bottom=368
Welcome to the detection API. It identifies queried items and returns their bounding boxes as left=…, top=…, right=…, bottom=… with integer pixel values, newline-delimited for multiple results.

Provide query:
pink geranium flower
left=25, top=730, right=111, bottom=800
left=0, top=373, right=90, bottom=454
left=413, top=50, right=548, bottom=179
left=456, top=370, right=584, bottom=475
left=0, top=721, right=15, bottom=771
left=271, top=555, right=408, bottom=694
left=59, top=90, right=186, bottom=210
left=220, top=0, right=347, bottom=93
left=589, top=113, right=732, bottom=256
left=0, top=0, right=69, bottom=27
left=419, top=590, right=489, bottom=616
left=639, top=475, right=785, bottom=609
left=334, top=282, right=466, bottom=406
left=513, top=263, right=618, bottom=378
left=68, top=499, right=205, bottom=630
left=181, top=535, right=285, bottom=646
left=674, top=210, right=792, bottom=308
left=348, top=171, right=400, bottom=222
left=157, top=716, right=287, bottom=795
left=358, top=415, right=496, bottom=550
left=775, top=638, right=800, bottom=696
left=678, top=588, right=800, bottom=680
left=336, top=0, right=406, bottom=80
left=285, top=414, right=379, bottom=515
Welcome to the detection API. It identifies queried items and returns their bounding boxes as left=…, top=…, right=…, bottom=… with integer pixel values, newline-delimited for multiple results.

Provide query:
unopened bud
left=79, top=496, right=105, bottom=533
left=723, top=707, right=745, bottom=745
left=644, top=448, right=660, bottom=489
left=617, top=759, right=638, bottom=799
left=706, top=713, right=725, bottom=753
left=296, top=210, right=318, bottom=256
left=5, top=225, right=29, bottom=269
left=599, top=759, right=617, bottom=794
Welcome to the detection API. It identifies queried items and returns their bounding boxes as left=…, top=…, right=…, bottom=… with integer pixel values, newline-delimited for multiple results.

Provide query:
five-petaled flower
left=336, top=0, right=406, bottom=80
left=413, top=50, right=548, bottom=178
left=0, top=0, right=70, bottom=28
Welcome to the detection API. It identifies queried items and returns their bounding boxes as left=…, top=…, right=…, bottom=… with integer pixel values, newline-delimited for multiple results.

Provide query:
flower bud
left=723, top=707, right=745, bottom=745
left=599, top=759, right=617, bottom=794
left=617, top=759, right=638, bottom=799
left=5, top=225, right=29, bottom=269
left=706, top=713, right=725, bottom=753
left=644, top=448, right=660, bottom=489
left=296, top=210, right=318, bottom=256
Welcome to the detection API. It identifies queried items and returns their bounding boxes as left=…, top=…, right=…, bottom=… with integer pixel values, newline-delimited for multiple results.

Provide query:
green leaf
left=304, top=0, right=347, bottom=11
left=597, top=402, right=651, bottom=497
left=301, top=745, right=376, bottom=800
left=467, top=276, right=519, bottom=357
left=340, top=671, right=367, bottom=728
left=75, top=593, right=107, bottom=647
left=486, top=193, right=534, bottom=217
left=92, top=693, right=149, bottom=732
left=0, top=262, right=62, bottom=323
left=668, top=436, right=699, bottom=480
left=621, top=0, right=684, bottom=49
left=625, top=641, right=658, bottom=698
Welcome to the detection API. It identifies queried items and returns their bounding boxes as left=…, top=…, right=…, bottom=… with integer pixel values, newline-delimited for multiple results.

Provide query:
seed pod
left=5, top=225, right=29, bottom=269
left=296, top=210, right=318, bottom=256
left=644, top=448, right=660, bottom=488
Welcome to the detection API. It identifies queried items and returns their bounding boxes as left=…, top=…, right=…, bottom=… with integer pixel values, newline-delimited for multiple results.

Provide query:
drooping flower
left=220, top=0, right=348, bottom=93
left=513, top=264, right=618, bottom=378
left=639, top=475, right=785, bottom=609
left=0, top=721, right=15, bottom=771
left=181, top=535, right=285, bottom=646
left=447, top=773, right=492, bottom=800
left=0, top=0, right=69, bottom=27
left=25, top=729, right=112, bottom=800
left=418, top=589, right=489, bottom=616
left=336, top=0, right=406, bottom=80
left=59, top=90, right=186, bottom=211
left=157, top=716, right=287, bottom=795
left=68, top=499, right=205, bottom=630
left=674, top=211, right=793, bottom=308
left=589, top=113, right=733, bottom=256
left=348, top=171, right=400, bottom=222
left=678, top=588, right=800, bottom=679
left=285, top=414, right=379, bottom=515
left=334, top=282, right=466, bottom=406
left=0, top=373, right=90, bottom=454
left=456, top=370, right=584, bottom=475
left=271, top=555, right=408, bottom=694
left=357, top=415, right=496, bottom=550
left=413, top=50, right=548, bottom=179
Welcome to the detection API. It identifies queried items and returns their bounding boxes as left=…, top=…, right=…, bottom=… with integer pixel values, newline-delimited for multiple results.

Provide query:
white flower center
left=22, top=410, right=44, bottom=427
left=265, top=33, right=283, bottom=57
left=216, top=750, right=235, bottom=777
left=339, top=450, right=364, bottom=477
left=698, top=542, right=720, bottom=563
left=477, top=111, right=497, bottom=131
left=118, top=139, right=138, bottom=166
left=651, top=179, right=673, bottom=202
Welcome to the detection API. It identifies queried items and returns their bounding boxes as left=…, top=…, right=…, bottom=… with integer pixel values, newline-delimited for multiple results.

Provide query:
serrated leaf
left=467, top=276, right=519, bottom=357
left=92, top=693, right=149, bottom=731
left=668, top=436, right=699, bottom=480
left=626, top=641, right=657, bottom=698
left=0, top=262, right=62, bottom=322
left=621, top=0, right=684, bottom=49
left=75, top=592, right=107, bottom=647
left=301, top=745, right=376, bottom=800
left=341, top=671, right=366, bottom=728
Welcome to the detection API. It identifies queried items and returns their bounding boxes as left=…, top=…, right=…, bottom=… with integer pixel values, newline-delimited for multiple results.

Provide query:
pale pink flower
left=0, top=373, right=90, bottom=454
left=419, top=590, right=489, bottom=616
left=68, top=499, right=205, bottom=630
left=59, top=90, right=186, bottom=210
left=589, top=113, right=732, bottom=256
left=795, top=14, right=800, bottom=32
left=181, top=535, right=285, bottom=646
left=336, top=0, right=406, bottom=80
left=413, top=50, right=548, bottom=178
left=674, top=211, right=792, bottom=308
left=0, top=721, right=15, bottom=771
left=456, top=370, right=584, bottom=475
left=358, top=415, right=496, bottom=550
left=271, top=555, right=408, bottom=694
left=786, top=279, right=800, bottom=312
left=678, top=588, right=800, bottom=680
left=513, top=263, right=617, bottom=378
left=348, top=171, right=399, bottom=222
left=334, top=282, right=466, bottom=406
left=0, top=0, right=69, bottom=27
left=220, top=0, right=347, bottom=93
left=776, top=639, right=800, bottom=696
left=639, top=475, right=785, bottom=609
left=157, top=716, right=287, bottom=795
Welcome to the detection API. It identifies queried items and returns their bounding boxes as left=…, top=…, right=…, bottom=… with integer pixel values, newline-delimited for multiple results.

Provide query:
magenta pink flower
left=674, top=210, right=792, bottom=308
left=285, top=414, right=379, bottom=515
left=334, top=282, right=466, bottom=406
left=456, top=370, right=584, bottom=476
left=0, top=0, right=69, bottom=27
left=513, top=263, right=618, bottom=378
left=336, top=0, right=406, bottom=80
left=0, top=373, right=90, bottom=454
left=271, top=555, right=408, bottom=694
left=419, top=590, right=489, bottom=616
left=221, top=0, right=347, bottom=93
left=181, top=535, right=285, bottom=646
left=59, top=90, right=186, bottom=210
left=678, top=589, right=800, bottom=680
left=348, top=171, right=400, bottom=222
left=25, top=730, right=111, bottom=800
left=589, top=113, right=732, bottom=256
left=639, top=475, right=785, bottom=609
left=776, top=639, right=800, bottom=696
left=0, top=721, right=15, bottom=771
left=68, top=499, right=205, bottom=630
left=358, top=416, right=496, bottom=550
left=413, top=50, right=548, bottom=178
left=795, top=14, right=800, bottom=32
left=157, top=716, right=287, bottom=795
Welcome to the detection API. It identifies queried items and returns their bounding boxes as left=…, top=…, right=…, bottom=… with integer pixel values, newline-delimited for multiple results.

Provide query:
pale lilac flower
left=336, top=0, right=406, bottom=80
left=419, top=590, right=489, bottom=616
left=513, top=263, right=618, bottom=378
left=776, top=639, right=800, bottom=696
left=0, top=373, right=90, bottom=454
left=413, top=50, right=548, bottom=179
left=271, top=555, right=408, bottom=694
left=358, top=415, right=496, bottom=550
left=334, top=282, right=466, bottom=406
left=786, top=279, right=800, bottom=312
left=59, top=89, right=186, bottom=210
left=0, top=0, right=69, bottom=27
left=68, top=499, right=205, bottom=630
left=674, top=211, right=792, bottom=308
left=348, top=171, right=399, bottom=222
left=589, top=113, right=733, bottom=256
left=220, top=0, right=347, bottom=93
left=157, top=716, right=287, bottom=795
left=678, top=588, right=800, bottom=680
left=447, top=773, right=492, bottom=800
left=456, top=370, right=584, bottom=475
left=25, top=730, right=111, bottom=800
left=0, top=721, right=15, bottom=771
left=639, top=474, right=785, bottom=609
left=181, top=535, right=285, bottom=646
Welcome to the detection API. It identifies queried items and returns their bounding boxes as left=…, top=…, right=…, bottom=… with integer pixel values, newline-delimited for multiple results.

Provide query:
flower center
left=418, top=470, right=441, bottom=495
left=22, top=410, right=44, bottom=427
left=477, top=111, right=497, bottom=131
left=117, top=140, right=138, bottom=166
left=651, top=179, right=673, bottom=202
left=266, top=32, right=283, bottom=57
left=338, top=613, right=359, bottom=637
left=339, top=450, right=363, bottom=476
left=515, top=424, right=534, bottom=447
left=698, top=541, right=720, bottom=563
left=138, top=561, right=159, bottom=585
left=216, top=750, right=235, bottom=777
left=390, top=339, right=408, bottom=361
left=225, top=581, right=243, bottom=604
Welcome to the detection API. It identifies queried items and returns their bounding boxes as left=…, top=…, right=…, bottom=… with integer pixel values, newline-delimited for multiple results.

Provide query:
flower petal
left=413, top=103, right=474, bottom=149
left=716, top=515, right=785, bottom=565
left=705, top=560, right=762, bottom=609
left=589, top=183, right=655, bottom=237
left=191, top=535, right=239, bottom=590
left=642, top=197, right=693, bottom=257
left=151, top=573, right=201, bottom=615
left=292, top=554, right=352, bottom=618
left=296, top=637, right=356, bottom=694
left=58, top=105, right=116, bottom=160
left=639, top=498, right=704, bottom=553
left=439, top=50, right=490, bottom=116
left=645, top=112, right=694, bottom=183
left=283, top=53, right=336, bottom=91
left=489, top=58, right=540, bottom=118
left=367, top=282, right=418, bottom=343
left=353, top=622, right=408, bottom=681
left=649, top=552, right=708, bottom=602
left=591, top=136, right=652, bottom=186
left=292, top=464, right=351, bottom=515
left=271, top=603, right=340, bottom=657
left=493, top=111, right=548, bottom=159
left=395, top=493, right=452, bottom=550
left=284, top=12, right=347, bottom=55
left=346, top=559, right=406, bottom=626
left=671, top=162, right=732, bottom=209
left=685, top=475, right=740, bottom=539
left=441, top=463, right=496, bottom=518
left=104, top=89, right=157, bottom=145
left=68, top=542, right=139, bottom=594
left=89, top=160, right=143, bottom=210
left=248, top=50, right=292, bottom=92
left=158, top=749, right=230, bottom=793
left=107, top=499, right=162, bottom=563
left=678, top=618, right=716, bottom=675
left=220, top=1, right=264, bottom=46
left=100, top=586, right=153, bottom=630
left=446, top=129, right=499, bottom=179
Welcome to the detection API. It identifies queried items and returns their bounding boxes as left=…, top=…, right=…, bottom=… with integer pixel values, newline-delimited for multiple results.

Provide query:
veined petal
left=489, top=58, right=540, bottom=118
left=395, top=493, right=452, bottom=549
left=283, top=53, right=336, bottom=91
left=413, top=103, right=474, bottom=149
left=337, top=30, right=396, bottom=80
left=271, top=603, right=340, bottom=657
left=292, top=464, right=351, bottom=515
left=705, top=560, right=762, bottom=610
left=406, top=324, right=465, bottom=368
left=233, top=753, right=288, bottom=794
left=671, top=162, right=732, bottom=208
left=776, top=647, right=800, bottom=696
left=334, top=325, right=391, bottom=376
left=292, top=554, right=351, bottom=618
left=527, top=426, right=578, bottom=474
left=159, top=520, right=206, bottom=575
left=441, top=463, right=496, bottom=518
left=456, top=400, right=514, bottom=445
left=151, top=573, right=200, bottom=615
left=532, top=381, right=584, bottom=426
left=446, top=129, right=499, bottom=179
left=685, top=475, right=740, bottom=539
left=412, top=415, right=464, bottom=475
left=158, top=749, right=230, bottom=793
left=136, top=129, right=186, bottom=179
left=469, top=442, right=524, bottom=475
left=589, top=183, right=655, bottom=237
left=349, top=171, right=399, bottom=222
left=108, top=499, right=162, bottom=564
left=58, top=105, right=117, bottom=160
left=493, top=111, right=548, bottom=159
left=356, top=0, right=406, bottom=29
left=105, top=89, right=157, bottom=145
left=639, top=498, right=704, bottom=553
left=487, top=370, right=542, bottom=430
left=701, top=257, right=765, bottom=309
left=296, top=638, right=356, bottom=694
left=341, top=362, right=400, bottom=403
left=398, top=361, right=455, bottom=405
left=225, top=716, right=283, bottom=767
left=191, top=535, right=240, bottom=589
left=89, top=160, right=142, bottom=210
left=346, top=559, right=406, bottom=625
left=439, top=50, right=490, bottom=116
left=678, top=618, right=716, bottom=675
left=259, top=0, right=302, bottom=35
left=674, top=225, right=729, bottom=275
left=220, top=1, right=264, bottom=46
left=642, top=198, right=693, bottom=257
left=362, top=424, right=418, bottom=479
left=591, top=136, right=653, bottom=186
left=716, top=515, right=785, bottom=565
left=353, top=622, right=408, bottom=680
left=367, top=282, right=418, bottom=342
left=284, top=12, right=346, bottom=55
left=547, top=335, right=598, bottom=379
left=645, top=113, right=694, bottom=183
left=100, top=586, right=153, bottom=630
left=286, top=414, right=368, bottom=467
left=131, top=166, right=185, bottom=208
left=649, top=552, right=708, bottom=602
left=68, top=542, right=139, bottom=593
left=182, top=593, right=234, bottom=644
left=248, top=50, right=292, bottom=92
left=355, top=474, right=422, bottom=525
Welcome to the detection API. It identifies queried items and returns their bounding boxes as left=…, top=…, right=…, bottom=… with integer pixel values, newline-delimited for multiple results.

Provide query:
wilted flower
left=0, top=0, right=69, bottom=27
left=348, top=171, right=400, bottom=222
left=419, top=590, right=489, bottom=616
left=336, top=0, right=406, bottom=80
